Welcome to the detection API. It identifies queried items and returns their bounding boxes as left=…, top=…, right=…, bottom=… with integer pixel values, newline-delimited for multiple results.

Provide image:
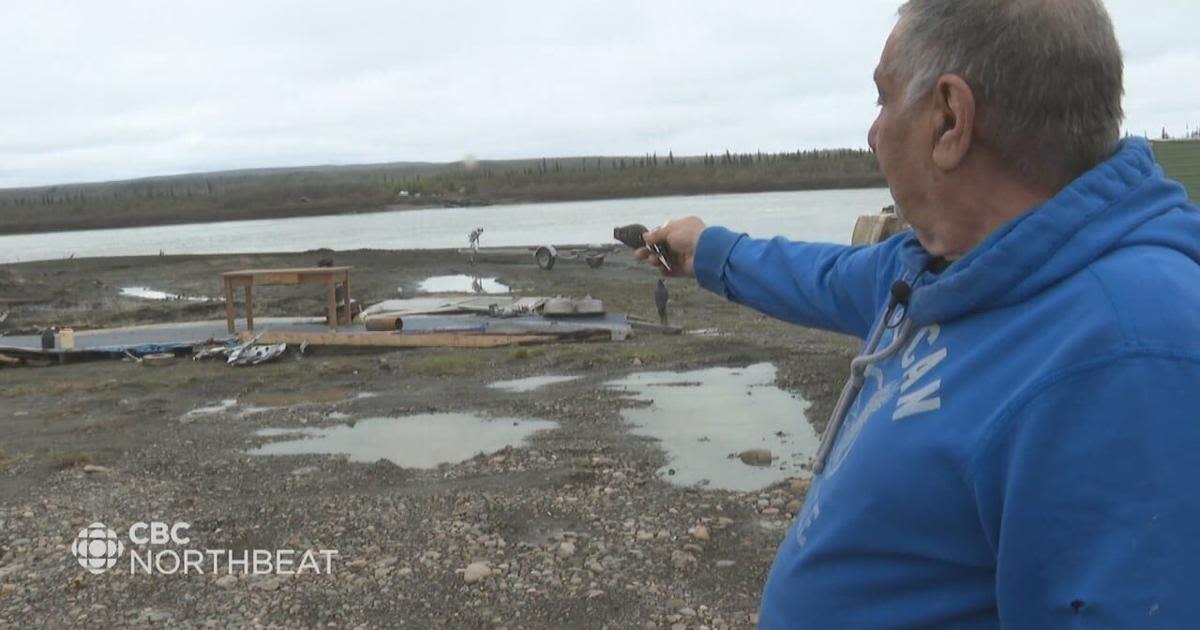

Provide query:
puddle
left=181, top=399, right=237, bottom=421
left=418, top=275, right=509, bottom=294
left=121, top=286, right=210, bottom=301
left=489, top=375, right=582, bottom=393
left=249, top=413, right=558, bottom=468
left=606, top=363, right=818, bottom=492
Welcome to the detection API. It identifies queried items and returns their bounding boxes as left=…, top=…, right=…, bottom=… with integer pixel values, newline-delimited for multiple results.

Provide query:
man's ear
left=930, top=74, right=975, bottom=170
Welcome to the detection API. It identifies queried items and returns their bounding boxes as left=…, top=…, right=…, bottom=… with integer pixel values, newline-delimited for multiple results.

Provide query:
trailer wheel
left=535, top=247, right=557, bottom=270
left=585, top=255, right=605, bottom=269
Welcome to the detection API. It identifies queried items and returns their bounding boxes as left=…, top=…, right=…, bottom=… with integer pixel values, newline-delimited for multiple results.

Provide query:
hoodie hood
left=897, top=138, right=1200, bottom=325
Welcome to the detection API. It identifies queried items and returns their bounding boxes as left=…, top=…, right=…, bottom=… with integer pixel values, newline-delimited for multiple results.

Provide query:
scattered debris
left=228, top=343, right=287, bottom=366
left=140, top=353, right=176, bottom=367
left=543, top=296, right=604, bottom=316
left=239, top=330, right=555, bottom=349
left=120, top=287, right=210, bottom=301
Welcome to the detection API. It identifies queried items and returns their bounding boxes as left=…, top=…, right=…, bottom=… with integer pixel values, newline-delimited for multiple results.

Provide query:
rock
left=763, top=507, right=781, bottom=516
left=789, top=478, right=812, bottom=493
left=715, top=560, right=736, bottom=568
left=688, top=525, right=710, bottom=541
left=215, top=575, right=238, bottom=589
left=786, top=499, right=803, bottom=513
left=82, top=465, right=111, bottom=474
left=738, top=449, right=773, bottom=467
left=670, top=550, right=697, bottom=569
left=631, top=357, right=643, bottom=366
left=680, top=607, right=697, bottom=617
left=557, top=542, right=576, bottom=558
left=463, top=561, right=492, bottom=584
left=254, top=577, right=283, bottom=591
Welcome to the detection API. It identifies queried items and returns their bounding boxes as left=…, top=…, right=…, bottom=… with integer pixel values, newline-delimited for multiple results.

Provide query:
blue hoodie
left=694, top=139, right=1200, bottom=629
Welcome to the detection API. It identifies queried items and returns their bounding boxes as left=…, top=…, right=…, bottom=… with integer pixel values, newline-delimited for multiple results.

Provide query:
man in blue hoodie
left=640, top=0, right=1200, bottom=627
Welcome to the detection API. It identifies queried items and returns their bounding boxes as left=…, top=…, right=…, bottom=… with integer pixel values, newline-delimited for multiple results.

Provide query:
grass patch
left=49, top=449, right=94, bottom=470
left=509, top=347, right=546, bottom=361
left=1153, top=140, right=1200, bottom=202
left=548, top=341, right=670, bottom=368
left=409, top=353, right=486, bottom=376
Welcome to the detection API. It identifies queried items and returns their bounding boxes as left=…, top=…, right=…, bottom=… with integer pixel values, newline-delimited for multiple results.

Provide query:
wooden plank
left=260, top=273, right=302, bottom=284
left=222, top=266, right=351, bottom=277
left=342, top=271, right=352, bottom=325
left=326, top=276, right=337, bottom=330
left=238, top=330, right=555, bottom=348
left=244, top=284, right=254, bottom=330
left=628, top=319, right=683, bottom=335
left=224, top=279, right=236, bottom=334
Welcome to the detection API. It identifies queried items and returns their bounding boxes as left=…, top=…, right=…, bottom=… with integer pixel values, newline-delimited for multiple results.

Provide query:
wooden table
left=221, top=267, right=352, bottom=333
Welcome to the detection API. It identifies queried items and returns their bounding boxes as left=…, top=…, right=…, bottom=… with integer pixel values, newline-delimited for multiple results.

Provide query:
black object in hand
left=613, top=223, right=672, bottom=271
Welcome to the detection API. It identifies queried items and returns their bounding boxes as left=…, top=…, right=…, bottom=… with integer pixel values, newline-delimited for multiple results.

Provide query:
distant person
left=638, top=0, right=1200, bottom=627
left=468, top=227, right=484, bottom=264
left=654, top=279, right=669, bottom=325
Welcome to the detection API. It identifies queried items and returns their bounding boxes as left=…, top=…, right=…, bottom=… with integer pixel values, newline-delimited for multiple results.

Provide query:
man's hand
left=638, top=217, right=706, bottom=277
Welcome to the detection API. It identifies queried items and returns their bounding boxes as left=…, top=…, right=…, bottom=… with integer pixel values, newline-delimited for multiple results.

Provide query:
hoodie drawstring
left=812, top=281, right=916, bottom=474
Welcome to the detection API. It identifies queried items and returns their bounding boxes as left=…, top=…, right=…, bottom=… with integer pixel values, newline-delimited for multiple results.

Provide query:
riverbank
left=0, top=246, right=856, bottom=628
left=0, top=150, right=884, bottom=236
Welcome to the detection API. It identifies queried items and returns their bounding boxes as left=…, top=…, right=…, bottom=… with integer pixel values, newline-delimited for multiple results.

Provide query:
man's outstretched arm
left=642, top=218, right=904, bottom=338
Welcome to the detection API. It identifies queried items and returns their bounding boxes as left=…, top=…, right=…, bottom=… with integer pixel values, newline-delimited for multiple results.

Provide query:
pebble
left=738, top=449, right=773, bottom=467
left=463, top=562, right=492, bottom=584
left=670, top=550, right=697, bottom=569
left=255, top=577, right=283, bottom=591
left=215, top=575, right=238, bottom=589
left=688, top=526, right=710, bottom=541
left=557, top=542, right=576, bottom=558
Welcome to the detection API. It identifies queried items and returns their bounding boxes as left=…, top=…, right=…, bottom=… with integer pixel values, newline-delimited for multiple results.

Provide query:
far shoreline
left=1, top=181, right=888, bottom=238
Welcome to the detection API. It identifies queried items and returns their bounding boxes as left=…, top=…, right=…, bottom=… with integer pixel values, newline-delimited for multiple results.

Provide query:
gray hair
left=892, top=0, right=1124, bottom=188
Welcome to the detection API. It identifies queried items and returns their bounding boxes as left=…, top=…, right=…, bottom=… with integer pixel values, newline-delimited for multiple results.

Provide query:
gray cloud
left=0, top=0, right=1195, bottom=187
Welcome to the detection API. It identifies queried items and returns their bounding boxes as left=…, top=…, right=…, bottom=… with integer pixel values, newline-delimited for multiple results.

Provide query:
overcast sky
left=1, top=0, right=1196, bottom=188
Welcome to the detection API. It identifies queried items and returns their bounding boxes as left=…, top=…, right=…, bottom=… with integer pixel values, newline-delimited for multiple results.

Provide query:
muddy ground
left=0, top=246, right=857, bottom=629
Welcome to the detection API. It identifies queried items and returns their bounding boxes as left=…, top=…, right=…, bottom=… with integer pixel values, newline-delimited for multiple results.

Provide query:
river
left=0, top=188, right=894, bottom=264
